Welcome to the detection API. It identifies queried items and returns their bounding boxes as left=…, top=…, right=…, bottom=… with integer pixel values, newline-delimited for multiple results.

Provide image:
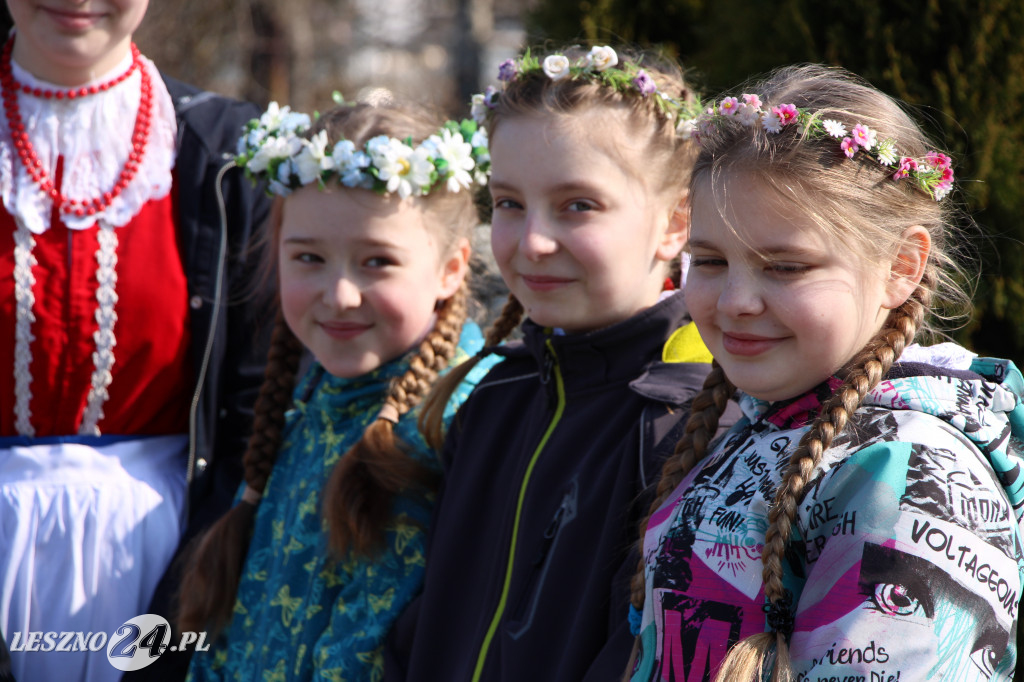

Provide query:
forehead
left=489, top=108, right=648, bottom=184
left=690, top=172, right=832, bottom=252
left=279, top=186, right=433, bottom=245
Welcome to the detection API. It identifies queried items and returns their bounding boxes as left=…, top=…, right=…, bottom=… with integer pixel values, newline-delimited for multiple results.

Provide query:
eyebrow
left=688, top=237, right=820, bottom=258
left=489, top=179, right=603, bottom=195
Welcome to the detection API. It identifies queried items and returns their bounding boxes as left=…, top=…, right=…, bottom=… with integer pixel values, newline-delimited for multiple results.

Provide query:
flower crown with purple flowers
left=681, top=94, right=955, bottom=201
left=470, top=46, right=703, bottom=132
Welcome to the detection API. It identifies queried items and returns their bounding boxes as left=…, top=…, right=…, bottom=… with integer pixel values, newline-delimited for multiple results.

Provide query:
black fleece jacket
left=386, top=292, right=738, bottom=682
left=119, top=76, right=272, bottom=681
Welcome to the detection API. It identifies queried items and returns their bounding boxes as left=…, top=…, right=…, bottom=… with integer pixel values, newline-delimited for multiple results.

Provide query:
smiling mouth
left=721, top=332, right=784, bottom=357
left=319, top=322, right=371, bottom=340
left=521, top=274, right=573, bottom=292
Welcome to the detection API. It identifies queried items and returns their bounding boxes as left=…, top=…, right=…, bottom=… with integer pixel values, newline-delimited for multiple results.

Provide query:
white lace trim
left=0, top=51, right=177, bottom=233
left=78, top=221, right=118, bottom=435
left=12, top=219, right=120, bottom=436
left=13, top=217, right=36, bottom=436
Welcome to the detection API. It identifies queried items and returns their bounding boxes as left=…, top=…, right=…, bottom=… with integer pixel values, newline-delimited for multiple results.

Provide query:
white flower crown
left=681, top=95, right=955, bottom=201
left=235, top=101, right=491, bottom=198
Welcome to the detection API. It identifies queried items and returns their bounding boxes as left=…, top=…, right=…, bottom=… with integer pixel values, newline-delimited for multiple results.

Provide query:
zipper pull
left=541, top=345, right=555, bottom=385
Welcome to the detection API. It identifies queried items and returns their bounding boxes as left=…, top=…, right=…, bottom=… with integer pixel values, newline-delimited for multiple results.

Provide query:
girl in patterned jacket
left=177, top=99, right=495, bottom=681
left=628, top=64, right=1024, bottom=682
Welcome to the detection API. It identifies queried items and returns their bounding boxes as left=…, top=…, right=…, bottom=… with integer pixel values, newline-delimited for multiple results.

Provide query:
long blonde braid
left=323, top=281, right=469, bottom=556
left=713, top=279, right=930, bottom=682
left=177, top=311, right=304, bottom=634
left=418, top=293, right=524, bottom=451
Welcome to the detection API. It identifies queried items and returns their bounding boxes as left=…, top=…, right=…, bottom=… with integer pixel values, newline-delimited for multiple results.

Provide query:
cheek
left=489, top=222, right=518, bottom=264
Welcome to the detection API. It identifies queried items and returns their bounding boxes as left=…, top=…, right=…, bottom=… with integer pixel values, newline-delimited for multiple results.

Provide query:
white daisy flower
left=292, top=130, right=332, bottom=185
left=376, top=140, right=434, bottom=198
left=761, top=110, right=783, bottom=134
left=247, top=134, right=302, bottom=174
left=875, top=139, right=898, bottom=166
left=676, top=119, right=698, bottom=139
left=822, top=119, right=847, bottom=138
left=425, top=129, right=475, bottom=193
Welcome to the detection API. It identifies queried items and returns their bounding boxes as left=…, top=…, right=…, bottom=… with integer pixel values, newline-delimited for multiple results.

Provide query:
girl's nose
left=717, top=269, right=765, bottom=317
left=519, top=213, right=559, bottom=262
left=324, top=275, right=362, bottom=310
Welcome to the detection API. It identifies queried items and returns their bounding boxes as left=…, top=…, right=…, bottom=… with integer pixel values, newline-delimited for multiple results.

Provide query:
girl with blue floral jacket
left=178, top=99, right=495, bottom=681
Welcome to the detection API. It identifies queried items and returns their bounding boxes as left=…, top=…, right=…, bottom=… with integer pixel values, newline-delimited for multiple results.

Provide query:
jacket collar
left=492, top=292, right=701, bottom=401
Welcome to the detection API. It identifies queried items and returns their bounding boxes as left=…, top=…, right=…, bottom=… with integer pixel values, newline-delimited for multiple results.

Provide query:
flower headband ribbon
left=471, top=46, right=704, bottom=135
left=681, top=95, right=955, bottom=201
left=235, top=101, right=491, bottom=198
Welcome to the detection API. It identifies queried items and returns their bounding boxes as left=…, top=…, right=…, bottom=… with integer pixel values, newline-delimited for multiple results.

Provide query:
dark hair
left=629, top=64, right=972, bottom=681
left=178, top=101, right=476, bottom=635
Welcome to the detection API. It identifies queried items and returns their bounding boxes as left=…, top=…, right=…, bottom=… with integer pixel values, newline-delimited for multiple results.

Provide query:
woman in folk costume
left=0, top=2, right=271, bottom=681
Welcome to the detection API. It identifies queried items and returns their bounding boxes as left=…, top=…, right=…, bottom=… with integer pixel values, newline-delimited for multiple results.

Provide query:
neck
left=11, top=36, right=133, bottom=87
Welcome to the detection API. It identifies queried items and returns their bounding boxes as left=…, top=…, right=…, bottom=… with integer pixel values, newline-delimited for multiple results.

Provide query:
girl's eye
left=492, top=197, right=522, bottom=211
left=364, top=256, right=397, bottom=268
left=566, top=200, right=597, bottom=212
left=690, top=256, right=726, bottom=268
left=766, top=262, right=811, bottom=275
left=294, top=252, right=323, bottom=264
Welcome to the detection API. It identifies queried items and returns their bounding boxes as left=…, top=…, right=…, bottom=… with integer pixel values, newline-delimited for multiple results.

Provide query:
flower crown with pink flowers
left=470, top=46, right=702, bottom=131
left=680, top=94, right=954, bottom=201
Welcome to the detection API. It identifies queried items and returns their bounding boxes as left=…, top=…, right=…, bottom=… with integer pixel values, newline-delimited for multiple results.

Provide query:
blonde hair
left=178, top=101, right=476, bottom=635
left=629, top=64, right=973, bottom=681
left=420, top=45, right=700, bottom=449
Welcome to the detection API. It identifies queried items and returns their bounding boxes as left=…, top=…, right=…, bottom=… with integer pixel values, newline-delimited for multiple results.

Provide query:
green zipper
left=471, top=339, right=566, bottom=681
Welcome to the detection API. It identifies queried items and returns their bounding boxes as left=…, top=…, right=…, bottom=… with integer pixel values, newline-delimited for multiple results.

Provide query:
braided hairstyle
left=628, top=64, right=972, bottom=681
left=419, top=45, right=699, bottom=449
left=178, top=101, right=477, bottom=635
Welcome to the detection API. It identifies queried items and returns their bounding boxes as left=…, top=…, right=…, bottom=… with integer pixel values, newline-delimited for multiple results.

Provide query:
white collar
left=0, top=49, right=177, bottom=233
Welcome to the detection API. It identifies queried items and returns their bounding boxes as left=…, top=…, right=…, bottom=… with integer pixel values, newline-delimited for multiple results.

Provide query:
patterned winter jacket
left=187, top=322, right=496, bottom=682
left=631, top=353, right=1024, bottom=682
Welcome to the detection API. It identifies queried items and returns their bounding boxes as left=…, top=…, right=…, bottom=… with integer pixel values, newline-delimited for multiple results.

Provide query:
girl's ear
left=884, top=225, right=931, bottom=309
left=437, top=237, right=472, bottom=300
left=655, top=195, right=690, bottom=262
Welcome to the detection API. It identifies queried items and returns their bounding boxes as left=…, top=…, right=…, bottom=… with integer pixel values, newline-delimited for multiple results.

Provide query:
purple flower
left=633, top=70, right=657, bottom=97
left=497, top=59, right=517, bottom=82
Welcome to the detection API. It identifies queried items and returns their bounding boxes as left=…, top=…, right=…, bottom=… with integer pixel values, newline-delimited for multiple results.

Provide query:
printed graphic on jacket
left=631, top=356, right=1024, bottom=682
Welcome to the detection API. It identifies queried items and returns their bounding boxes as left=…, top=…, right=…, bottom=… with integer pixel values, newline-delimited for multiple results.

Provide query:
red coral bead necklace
left=0, top=36, right=152, bottom=218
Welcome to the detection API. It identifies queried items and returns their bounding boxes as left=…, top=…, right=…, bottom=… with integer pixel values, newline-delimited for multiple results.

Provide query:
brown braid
left=629, top=360, right=735, bottom=610
left=323, top=282, right=470, bottom=557
left=712, top=282, right=930, bottom=682
left=419, top=294, right=524, bottom=450
left=177, top=311, right=304, bottom=635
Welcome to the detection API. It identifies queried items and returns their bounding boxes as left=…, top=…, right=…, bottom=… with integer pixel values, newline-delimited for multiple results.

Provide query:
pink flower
left=719, top=97, right=740, bottom=116
left=926, top=151, right=952, bottom=169
left=893, top=157, right=918, bottom=180
left=940, top=166, right=954, bottom=182
left=773, top=103, right=799, bottom=126
left=851, top=124, right=876, bottom=150
left=840, top=137, right=857, bottom=159
left=742, top=94, right=762, bottom=109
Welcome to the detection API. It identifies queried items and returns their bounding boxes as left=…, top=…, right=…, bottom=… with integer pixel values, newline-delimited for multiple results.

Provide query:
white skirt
left=0, top=435, right=188, bottom=682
